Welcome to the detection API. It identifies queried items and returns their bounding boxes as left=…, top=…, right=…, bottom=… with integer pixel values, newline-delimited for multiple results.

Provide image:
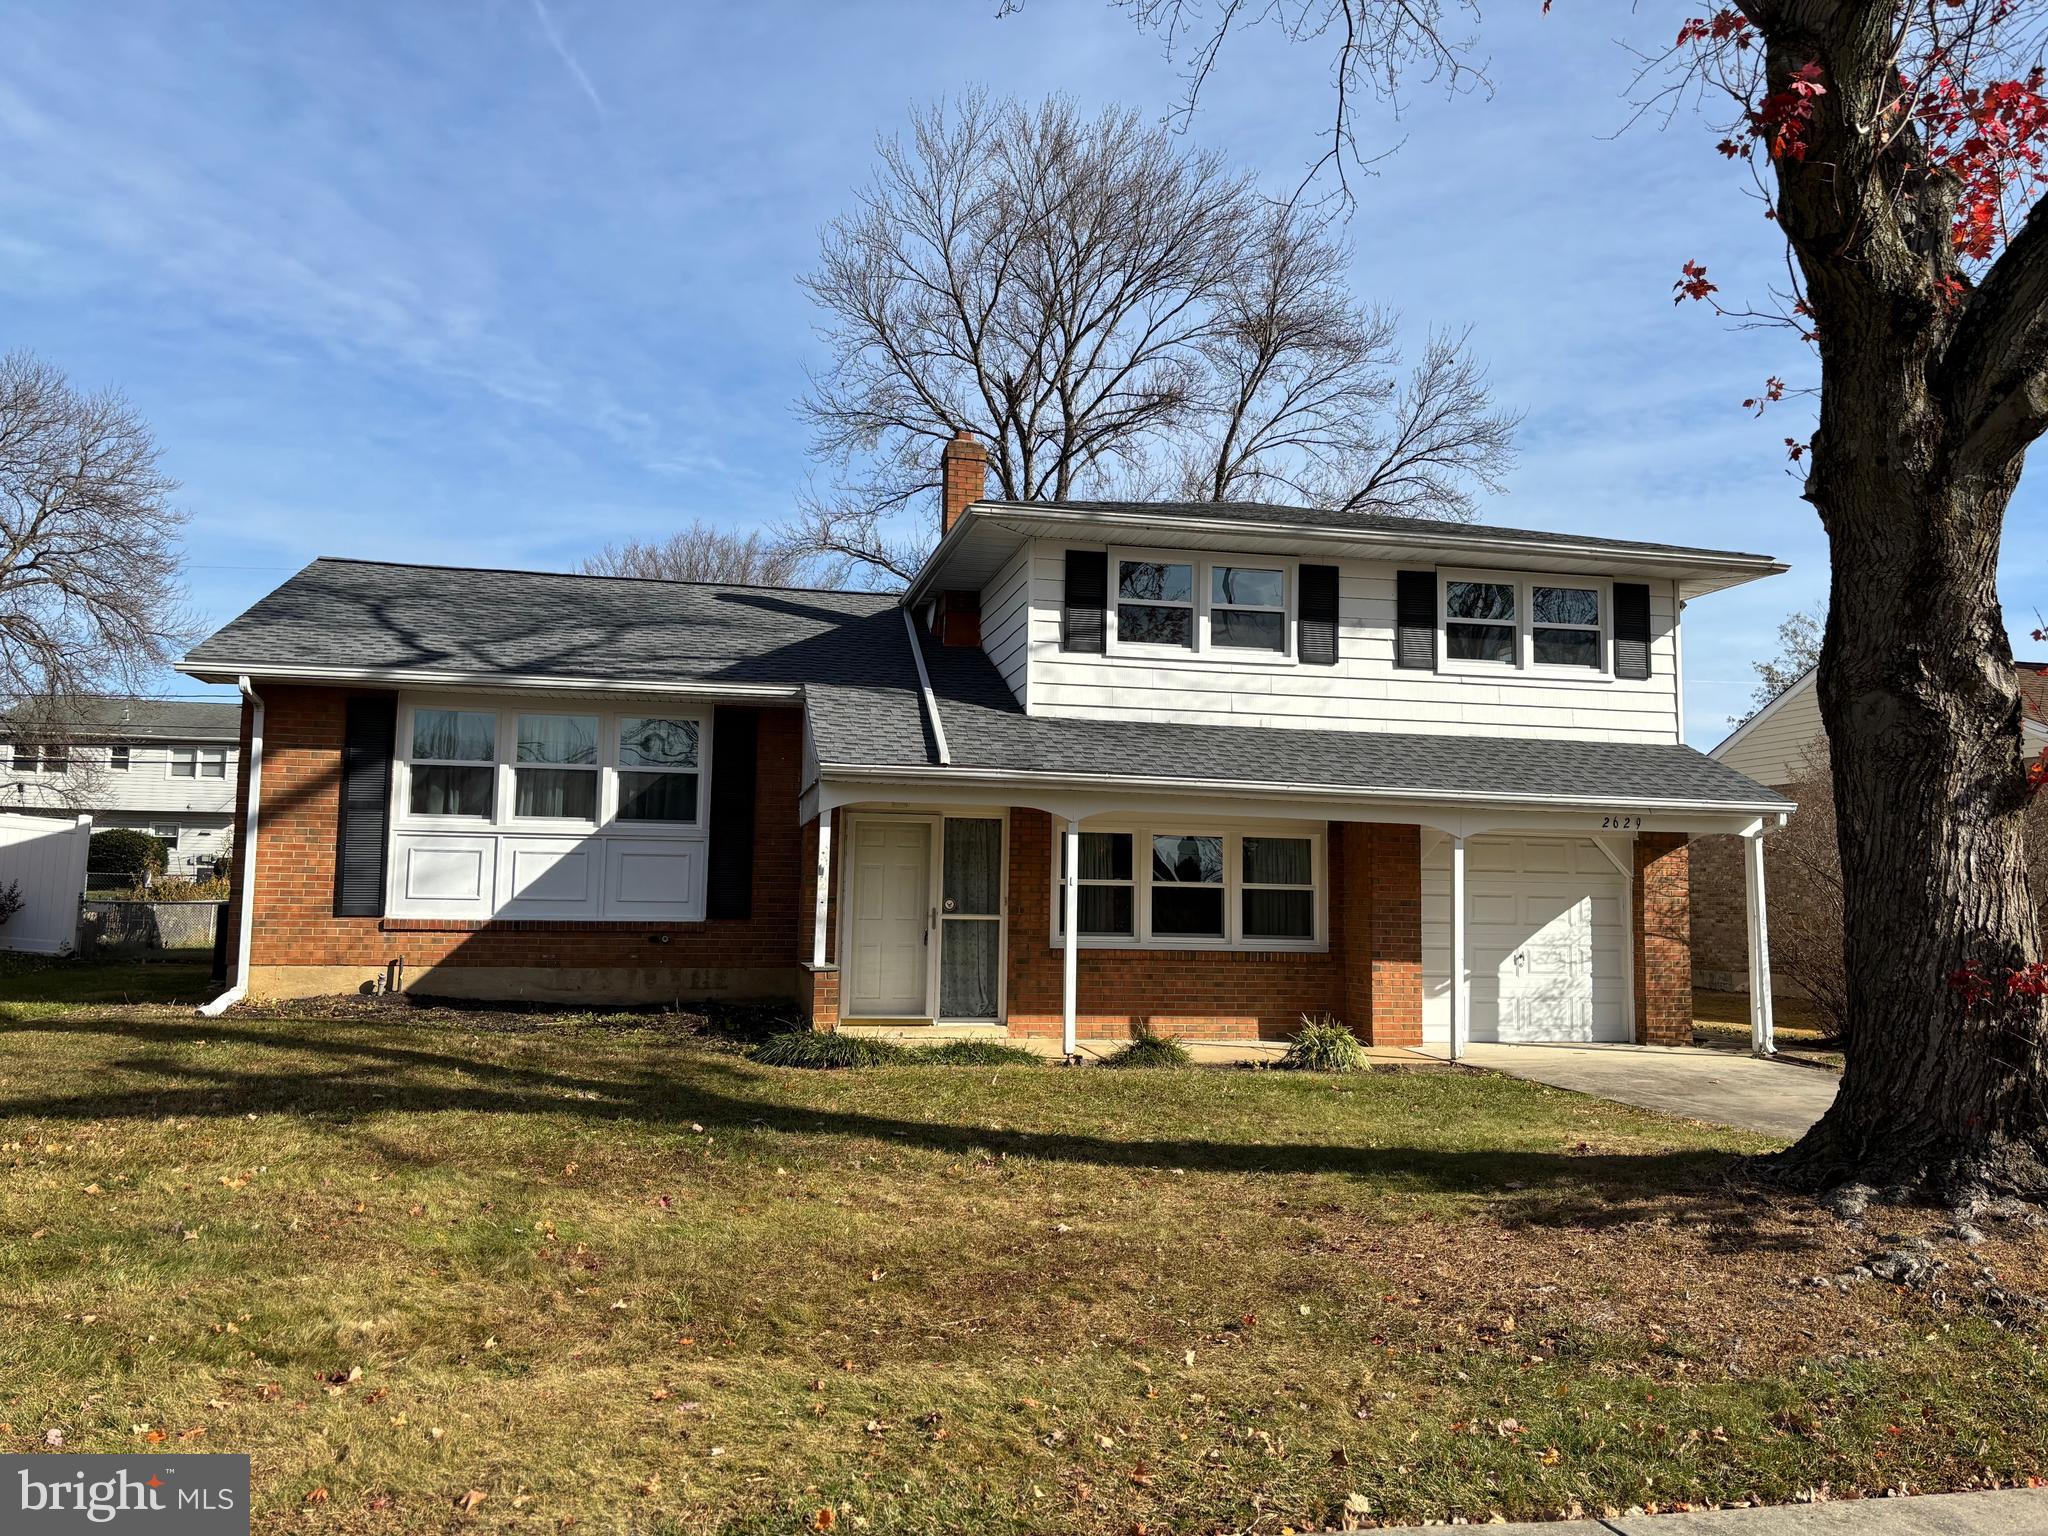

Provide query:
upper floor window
left=109, top=745, right=130, bottom=772
left=1440, top=570, right=1609, bottom=677
left=169, top=745, right=228, bottom=779
left=1108, top=549, right=1294, bottom=661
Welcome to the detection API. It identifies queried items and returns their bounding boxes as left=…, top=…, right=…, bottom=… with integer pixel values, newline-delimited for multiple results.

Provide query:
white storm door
left=1504, top=890, right=1595, bottom=1042
left=847, top=819, right=933, bottom=1017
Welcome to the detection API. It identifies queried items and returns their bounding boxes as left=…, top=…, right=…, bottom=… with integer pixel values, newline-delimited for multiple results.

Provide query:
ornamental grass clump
left=1103, top=1022, right=1192, bottom=1069
left=1280, top=1014, right=1366, bottom=1073
left=749, top=1031, right=907, bottom=1069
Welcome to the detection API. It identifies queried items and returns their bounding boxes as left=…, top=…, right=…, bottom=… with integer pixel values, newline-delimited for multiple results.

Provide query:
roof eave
left=905, top=504, right=1787, bottom=605
left=176, top=657, right=807, bottom=702
left=811, top=758, right=1793, bottom=818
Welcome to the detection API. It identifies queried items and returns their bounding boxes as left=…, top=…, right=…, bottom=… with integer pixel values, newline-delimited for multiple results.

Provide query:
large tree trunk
left=1772, top=356, right=2048, bottom=1200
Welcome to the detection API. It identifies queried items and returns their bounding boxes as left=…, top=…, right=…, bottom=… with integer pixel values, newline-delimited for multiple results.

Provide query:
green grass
left=0, top=1005, right=2042, bottom=1533
left=0, top=952, right=215, bottom=1019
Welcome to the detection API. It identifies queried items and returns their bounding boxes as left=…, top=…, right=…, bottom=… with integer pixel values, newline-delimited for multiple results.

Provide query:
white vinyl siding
left=1021, top=544, right=1684, bottom=743
left=0, top=741, right=240, bottom=817
left=979, top=543, right=1033, bottom=708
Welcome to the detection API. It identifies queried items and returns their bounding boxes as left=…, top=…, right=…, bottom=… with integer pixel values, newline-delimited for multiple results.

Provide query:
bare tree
left=0, top=352, right=191, bottom=768
left=786, top=95, right=1515, bottom=585
left=581, top=522, right=828, bottom=587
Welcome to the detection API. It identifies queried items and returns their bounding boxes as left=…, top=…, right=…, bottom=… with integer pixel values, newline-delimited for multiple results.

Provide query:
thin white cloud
left=527, top=0, right=607, bottom=117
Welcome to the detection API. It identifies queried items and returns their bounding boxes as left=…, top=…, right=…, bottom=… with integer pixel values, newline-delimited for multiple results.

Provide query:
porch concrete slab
left=1364, top=1488, right=2048, bottom=1534
left=1410, top=1041, right=1837, bottom=1140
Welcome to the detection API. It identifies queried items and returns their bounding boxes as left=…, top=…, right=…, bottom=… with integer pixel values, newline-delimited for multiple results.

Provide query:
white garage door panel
left=1422, top=835, right=1631, bottom=1044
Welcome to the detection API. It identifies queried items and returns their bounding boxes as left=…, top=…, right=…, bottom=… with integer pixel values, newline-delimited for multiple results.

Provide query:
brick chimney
left=940, top=430, right=987, bottom=536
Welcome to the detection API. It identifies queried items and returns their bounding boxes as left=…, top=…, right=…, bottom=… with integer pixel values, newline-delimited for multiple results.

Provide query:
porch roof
left=806, top=628, right=1792, bottom=814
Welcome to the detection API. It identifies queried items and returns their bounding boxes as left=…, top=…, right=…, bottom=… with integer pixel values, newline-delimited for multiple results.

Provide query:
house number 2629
left=1600, top=815, right=1644, bottom=830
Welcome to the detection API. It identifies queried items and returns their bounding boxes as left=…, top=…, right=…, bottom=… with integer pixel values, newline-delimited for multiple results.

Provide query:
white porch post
left=1449, top=833, right=1469, bottom=1062
left=1062, top=818, right=1082, bottom=1058
left=812, top=814, right=833, bottom=969
left=1744, top=830, right=1776, bottom=1057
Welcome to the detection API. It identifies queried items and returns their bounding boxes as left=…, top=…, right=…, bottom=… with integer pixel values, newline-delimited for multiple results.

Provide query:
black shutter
left=1298, top=563, right=1339, bottom=666
left=1395, top=570, right=1437, bottom=670
left=1062, top=549, right=1107, bottom=654
left=1613, top=582, right=1652, bottom=680
left=334, top=692, right=396, bottom=917
left=705, top=705, right=758, bottom=920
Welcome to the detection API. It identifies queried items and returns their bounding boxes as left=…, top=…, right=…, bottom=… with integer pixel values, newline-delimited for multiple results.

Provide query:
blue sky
left=2, top=0, right=2040, bottom=746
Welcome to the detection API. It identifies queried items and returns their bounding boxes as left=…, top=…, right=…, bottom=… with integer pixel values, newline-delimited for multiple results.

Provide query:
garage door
left=1423, top=836, right=1630, bottom=1044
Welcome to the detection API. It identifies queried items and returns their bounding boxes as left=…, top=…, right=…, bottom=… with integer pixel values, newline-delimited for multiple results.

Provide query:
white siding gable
left=979, top=543, right=1032, bottom=709
left=1008, top=540, right=1685, bottom=744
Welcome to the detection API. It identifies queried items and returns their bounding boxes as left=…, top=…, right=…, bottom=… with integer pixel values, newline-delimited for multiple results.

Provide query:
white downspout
left=198, top=676, right=263, bottom=1017
left=1448, top=833, right=1469, bottom=1063
left=1744, top=824, right=1778, bottom=1057
left=1061, top=817, right=1081, bottom=1059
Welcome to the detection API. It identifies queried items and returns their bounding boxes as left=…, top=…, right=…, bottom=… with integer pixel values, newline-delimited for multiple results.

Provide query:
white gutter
left=815, top=761, right=1792, bottom=818
left=198, top=676, right=263, bottom=1017
left=900, top=609, right=951, bottom=766
left=175, top=660, right=805, bottom=701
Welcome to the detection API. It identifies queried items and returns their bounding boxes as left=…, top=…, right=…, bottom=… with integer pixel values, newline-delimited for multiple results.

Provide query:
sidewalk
left=1367, top=1487, right=2047, bottom=1534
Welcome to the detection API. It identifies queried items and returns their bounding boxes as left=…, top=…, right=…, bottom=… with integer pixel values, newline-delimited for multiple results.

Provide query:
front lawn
left=1, top=1004, right=2042, bottom=1532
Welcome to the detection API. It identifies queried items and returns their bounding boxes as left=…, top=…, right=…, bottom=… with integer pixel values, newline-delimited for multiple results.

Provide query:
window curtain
left=1243, top=837, right=1311, bottom=885
left=414, top=709, right=494, bottom=761
left=517, top=714, right=598, bottom=765
left=943, top=818, right=1002, bottom=915
left=940, top=922, right=1000, bottom=1019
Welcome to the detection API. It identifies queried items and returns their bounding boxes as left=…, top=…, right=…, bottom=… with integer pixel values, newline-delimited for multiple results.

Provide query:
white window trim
left=1105, top=547, right=1298, bottom=665
left=166, top=745, right=229, bottom=780
left=1438, top=568, right=1615, bottom=682
left=1050, top=819, right=1327, bottom=953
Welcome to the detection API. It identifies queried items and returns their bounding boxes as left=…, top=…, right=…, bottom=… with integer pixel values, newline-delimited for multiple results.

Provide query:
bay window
left=1440, top=570, right=1610, bottom=676
left=1053, top=823, right=1323, bottom=950
left=389, top=697, right=711, bottom=922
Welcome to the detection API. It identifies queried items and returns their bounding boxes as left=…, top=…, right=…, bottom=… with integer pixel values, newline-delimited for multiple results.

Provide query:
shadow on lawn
left=0, top=1016, right=1809, bottom=1246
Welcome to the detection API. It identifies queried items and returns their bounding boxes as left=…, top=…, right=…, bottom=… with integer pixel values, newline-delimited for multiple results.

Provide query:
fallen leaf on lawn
left=456, top=1488, right=487, bottom=1513
left=811, top=1510, right=837, bottom=1531
left=428, top=1428, right=445, bottom=1442
left=367, top=1494, right=392, bottom=1511
left=178, top=1427, right=205, bottom=1441
left=637, top=1476, right=660, bottom=1496
left=144, top=1430, right=165, bottom=1444
left=650, top=1388, right=671, bottom=1402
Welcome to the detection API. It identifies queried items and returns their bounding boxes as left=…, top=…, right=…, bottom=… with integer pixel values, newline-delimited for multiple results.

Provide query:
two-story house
left=0, top=699, right=242, bottom=874
left=180, top=434, right=1792, bottom=1052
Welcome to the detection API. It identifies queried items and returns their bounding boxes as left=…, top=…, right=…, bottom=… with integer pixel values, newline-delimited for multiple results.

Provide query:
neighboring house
left=181, top=434, right=1792, bottom=1051
left=0, top=700, right=242, bottom=875
left=1693, top=663, right=2048, bottom=993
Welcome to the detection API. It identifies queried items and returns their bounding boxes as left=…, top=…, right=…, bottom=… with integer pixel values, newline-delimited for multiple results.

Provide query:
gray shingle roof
left=975, top=499, right=1779, bottom=565
left=1, top=698, right=241, bottom=743
left=186, top=558, right=909, bottom=689
left=802, top=627, right=1791, bottom=810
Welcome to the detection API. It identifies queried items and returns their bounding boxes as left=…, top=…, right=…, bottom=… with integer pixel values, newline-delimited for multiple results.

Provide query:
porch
left=797, top=778, right=1790, bottom=1059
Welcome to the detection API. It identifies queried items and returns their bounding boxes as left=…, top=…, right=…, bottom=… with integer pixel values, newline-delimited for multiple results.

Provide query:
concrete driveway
left=1412, top=1042, right=1838, bottom=1140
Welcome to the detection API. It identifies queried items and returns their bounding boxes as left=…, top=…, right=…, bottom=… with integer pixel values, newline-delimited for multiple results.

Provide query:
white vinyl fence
left=0, top=812, right=92, bottom=954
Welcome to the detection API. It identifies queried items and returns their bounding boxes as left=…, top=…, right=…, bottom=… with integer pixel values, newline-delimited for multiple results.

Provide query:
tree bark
left=1772, top=346, right=2048, bottom=1200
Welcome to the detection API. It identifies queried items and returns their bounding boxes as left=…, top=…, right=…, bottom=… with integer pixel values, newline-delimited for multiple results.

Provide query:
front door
left=846, top=819, right=932, bottom=1016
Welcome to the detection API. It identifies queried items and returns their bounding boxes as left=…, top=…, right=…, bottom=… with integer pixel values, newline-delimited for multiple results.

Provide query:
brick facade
left=1633, top=832, right=1694, bottom=1046
left=232, top=685, right=808, bottom=1001
left=225, top=685, right=1694, bottom=1039
left=1688, top=832, right=1750, bottom=993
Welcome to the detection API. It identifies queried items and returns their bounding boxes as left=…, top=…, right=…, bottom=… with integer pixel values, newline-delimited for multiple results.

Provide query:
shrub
left=147, top=876, right=231, bottom=902
left=1102, top=1022, right=1192, bottom=1070
left=1280, top=1014, right=1366, bottom=1073
left=913, top=1038, right=1042, bottom=1068
left=0, top=879, right=21, bottom=926
left=750, top=1031, right=908, bottom=1069
left=89, top=829, right=169, bottom=884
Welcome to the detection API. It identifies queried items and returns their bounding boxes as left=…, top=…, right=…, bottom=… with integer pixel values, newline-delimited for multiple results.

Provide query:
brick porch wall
left=1633, top=832, right=1693, bottom=1045
left=1002, top=808, right=1408, bottom=1043
left=796, top=810, right=842, bottom=1028
left=234, top=684, right=807, bottom=998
